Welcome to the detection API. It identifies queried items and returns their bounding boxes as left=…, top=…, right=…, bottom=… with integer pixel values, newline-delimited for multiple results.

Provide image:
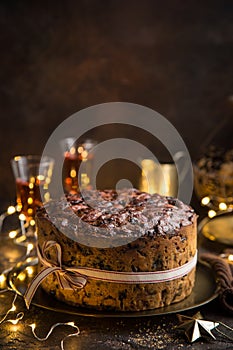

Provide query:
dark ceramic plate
left=198, top=211, right=233, bottom=246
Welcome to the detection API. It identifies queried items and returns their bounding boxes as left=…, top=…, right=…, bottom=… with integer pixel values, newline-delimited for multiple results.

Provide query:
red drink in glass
left=11, top=155, right=54, bottom=223
left=15, top=177, right=45, bottom=220
left=63, top=153, right=82, bottom=194
left=62, top=140, right=96, bottom=194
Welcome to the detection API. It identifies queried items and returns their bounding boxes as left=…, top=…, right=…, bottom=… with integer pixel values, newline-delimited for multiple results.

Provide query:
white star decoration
left=176, top=312, right=219, bottom=342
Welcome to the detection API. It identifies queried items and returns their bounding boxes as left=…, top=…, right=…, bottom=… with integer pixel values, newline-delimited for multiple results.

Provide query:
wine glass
left=60, top=138, right=96, bottom=194
left=11, top=155, right=54, bottom=242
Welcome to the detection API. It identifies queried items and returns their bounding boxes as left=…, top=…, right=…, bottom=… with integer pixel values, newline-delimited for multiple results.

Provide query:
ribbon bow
left=24, top=240, right=87, bottom=309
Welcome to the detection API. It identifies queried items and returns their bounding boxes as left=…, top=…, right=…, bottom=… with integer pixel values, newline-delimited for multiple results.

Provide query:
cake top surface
left=38, top=189, right=195, bottom=246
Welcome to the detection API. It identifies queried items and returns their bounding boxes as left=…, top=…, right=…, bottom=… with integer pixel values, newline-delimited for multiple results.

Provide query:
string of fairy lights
left=0, top=206, right=81, bottom=349
left=0, top=289, right=80, bottom=350
left=200, top=195, right=232, bottom=218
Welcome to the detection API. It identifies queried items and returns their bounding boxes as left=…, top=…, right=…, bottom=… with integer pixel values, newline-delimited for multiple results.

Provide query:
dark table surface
left=0, top=202, right=233, bottom=350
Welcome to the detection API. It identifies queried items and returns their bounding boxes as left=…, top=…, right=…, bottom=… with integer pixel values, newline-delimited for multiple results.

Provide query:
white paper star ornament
left=176, top=312, right=219, bottom=342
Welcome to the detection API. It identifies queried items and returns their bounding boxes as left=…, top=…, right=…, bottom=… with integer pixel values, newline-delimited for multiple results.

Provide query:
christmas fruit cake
left=35, top=189, right=197, bottom=312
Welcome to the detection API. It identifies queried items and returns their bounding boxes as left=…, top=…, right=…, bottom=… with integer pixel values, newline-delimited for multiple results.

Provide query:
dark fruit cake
left=35, top=189, right=197, bottom=311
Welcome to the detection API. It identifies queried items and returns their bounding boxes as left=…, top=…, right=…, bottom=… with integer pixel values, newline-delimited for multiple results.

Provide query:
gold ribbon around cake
left=24, top=240, right=197, bottom=308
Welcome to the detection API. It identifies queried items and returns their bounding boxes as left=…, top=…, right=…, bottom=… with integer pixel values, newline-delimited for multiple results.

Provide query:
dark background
left=0, top=0, right=233, bottom=209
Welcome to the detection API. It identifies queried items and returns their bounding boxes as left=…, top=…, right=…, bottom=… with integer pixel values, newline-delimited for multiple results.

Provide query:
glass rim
left=11, top=155, right=55, bottom=166
left=60, top=137, right=97, bottom=150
